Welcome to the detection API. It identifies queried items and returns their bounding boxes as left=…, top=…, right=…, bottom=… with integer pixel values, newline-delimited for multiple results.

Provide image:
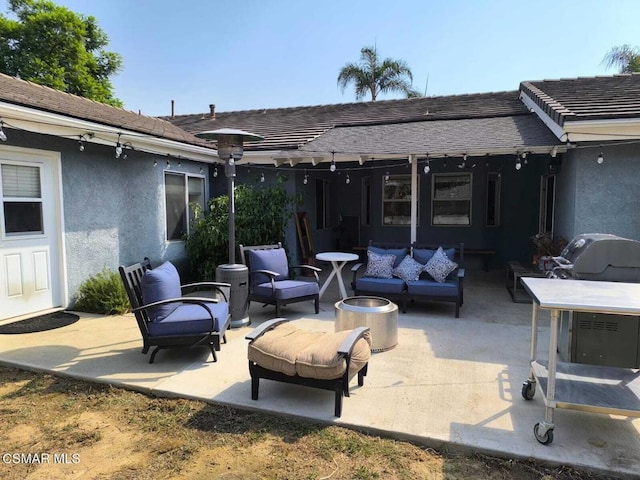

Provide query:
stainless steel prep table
left=521, top=277, right=640, bottom=445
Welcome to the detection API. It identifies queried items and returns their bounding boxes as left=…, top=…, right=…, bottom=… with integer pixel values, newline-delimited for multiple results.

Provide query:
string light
left=384, top=171, right=390, bottom=181
left=153, top=159, right=158, bottom=167
left=78, top=134, right=85, bottom=151
left=166, top=160, right=170, bottom=168
left=303, top=171, right=308, bottom=185
left=330, top=151, right=336, bottom=172
left=597, top=146, right=604, bottom=164
left=213, top=165, right=218, bottom=177
left=0, top=120, right=7, bottom=142
left=346, top=173, right=350, bottom=184
left=260, top=172, right=265, bottom=183
left=515, top=156, right=522, bottom=170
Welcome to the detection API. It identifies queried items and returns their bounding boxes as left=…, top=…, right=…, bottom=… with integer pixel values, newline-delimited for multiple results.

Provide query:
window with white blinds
left=1, top=163, right=44, bottom=235
left=2, top=164, right=42, bottom=198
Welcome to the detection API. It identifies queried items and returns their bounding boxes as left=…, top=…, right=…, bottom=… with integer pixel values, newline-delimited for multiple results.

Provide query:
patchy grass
left=0, top=366, right=620, bottom=480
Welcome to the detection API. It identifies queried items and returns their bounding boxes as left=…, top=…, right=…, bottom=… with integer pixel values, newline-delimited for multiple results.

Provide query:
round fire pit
left=335, top=296, right=398, bottom=352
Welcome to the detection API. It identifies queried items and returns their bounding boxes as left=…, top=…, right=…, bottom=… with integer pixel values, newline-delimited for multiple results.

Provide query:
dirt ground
left=0, top=366, right=620, bottom=480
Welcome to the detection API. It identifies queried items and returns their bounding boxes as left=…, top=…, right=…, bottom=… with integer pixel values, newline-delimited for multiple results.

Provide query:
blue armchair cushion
left=141, top=261, right=182, bottom=321
left=368, top=246, right=407, bottom=268
left=392, top=255, right=423, bottom=283
left=147, top=301, right=229, bottom=336
left=364, top=250, right=395, bottom=279
left=248, top=248, right=290, bottom=286
left=356, top=276, right=406, bottom=294
left=253, top=280, right=319, bottom=300
left=413, top=247, right=455, bottom=265
left=423, top=247, right=458, bottom=283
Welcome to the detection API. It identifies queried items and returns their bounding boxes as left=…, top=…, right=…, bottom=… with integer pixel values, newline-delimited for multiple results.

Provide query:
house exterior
left=0, top=73, right=218, bottom=321
left=3, top=71, right=639, bottom=322
left=169, top=75, right=640, bottom=269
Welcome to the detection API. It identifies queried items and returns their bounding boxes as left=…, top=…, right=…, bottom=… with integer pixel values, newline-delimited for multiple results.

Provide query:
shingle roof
left=0, top=73, right=209, bottom=147
left=166, top=91, right=529, bottom=151
left=520, top=74, right=640, bottom=126
left=296, top=114, right=560, bottom=157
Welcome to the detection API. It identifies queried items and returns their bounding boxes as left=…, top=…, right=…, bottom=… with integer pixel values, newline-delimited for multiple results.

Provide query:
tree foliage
left=602, top=44, right=640, bottom=73
left=185, top=176, right=302, bottom=280
left=337, top=46, right=421, bottom=101
left=0, top=0, right=123, bottom=106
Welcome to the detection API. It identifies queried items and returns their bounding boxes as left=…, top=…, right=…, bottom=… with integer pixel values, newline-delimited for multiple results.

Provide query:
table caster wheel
left=521, top=381, right=535, bottom=400
left=534, top=423, right=554, bottom=445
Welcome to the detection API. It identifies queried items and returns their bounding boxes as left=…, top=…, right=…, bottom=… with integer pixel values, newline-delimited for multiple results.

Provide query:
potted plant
left=530, top=232, right=568, bottom=271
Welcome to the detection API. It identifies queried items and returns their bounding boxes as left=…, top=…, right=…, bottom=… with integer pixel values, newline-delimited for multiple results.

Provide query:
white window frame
left=431, top=173, right=472, bottom=226
left=1, top=161, right=44, bottom=238
left=164, top=171, right=206, bottom=241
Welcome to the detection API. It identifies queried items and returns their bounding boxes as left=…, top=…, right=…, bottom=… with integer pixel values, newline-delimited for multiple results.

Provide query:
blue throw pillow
left=392, top=255, right=423, bottom=283
left=364, top=250, right=396, bottom=279
left=248, top=248, right=289, bottom=286
left=414, top=247, right=456, bottom=265
left=368, top=246, right=407, bottom=268
left=141, top=261, right=182, bottom=321
left=423, top=247, right=458, bottom=283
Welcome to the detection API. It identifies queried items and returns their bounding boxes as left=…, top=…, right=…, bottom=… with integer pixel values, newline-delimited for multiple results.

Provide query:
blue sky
left=2, top=0, right=639, bottom=116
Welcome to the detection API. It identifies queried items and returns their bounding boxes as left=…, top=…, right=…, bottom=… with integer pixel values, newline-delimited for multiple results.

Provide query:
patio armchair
left=119, top=258, right=231, bottom=363
left=239, top=243, right=321, bottom=317
left=246, top=318, right=371, bottom=417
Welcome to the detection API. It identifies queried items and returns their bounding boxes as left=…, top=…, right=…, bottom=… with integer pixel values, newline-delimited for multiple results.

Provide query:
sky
left=1, top=0, right=639, bottom=117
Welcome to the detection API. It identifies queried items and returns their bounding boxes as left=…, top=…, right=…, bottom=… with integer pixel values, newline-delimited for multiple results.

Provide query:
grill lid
left=560, top=233, right=640, bottom=282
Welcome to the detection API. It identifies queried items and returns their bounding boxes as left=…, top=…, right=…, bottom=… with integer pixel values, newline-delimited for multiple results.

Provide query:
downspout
left=410, top=155, right=418, bottom=243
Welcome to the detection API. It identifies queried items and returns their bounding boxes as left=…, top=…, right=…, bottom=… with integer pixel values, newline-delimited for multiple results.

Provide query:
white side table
left=315, top=252, right=359, bottom=299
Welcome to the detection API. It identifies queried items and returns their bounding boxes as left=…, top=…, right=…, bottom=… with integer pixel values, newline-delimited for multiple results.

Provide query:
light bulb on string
left=260, top=172, right=265, bottom=183
left=0, top=120, right=7, bottom=142
left=597, top=147, right=604, bottom=164
left=346, top=173, right=350, bottom=184
left=423, top=161, right=430, bottom=174
left=213, top=165, right=218, bottom=177
left=384, top=171, right=390, bottom=182
left=303, top=171, right=308, bottom=185
left=330, top=160, right=336, bottom=172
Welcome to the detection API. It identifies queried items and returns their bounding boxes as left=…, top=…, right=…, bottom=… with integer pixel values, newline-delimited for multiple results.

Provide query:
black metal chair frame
left=245, top=318, right=370, bottom=417
left=119, top=258, right=231, bottom=363
left=239, top=243, right=321, bottom=317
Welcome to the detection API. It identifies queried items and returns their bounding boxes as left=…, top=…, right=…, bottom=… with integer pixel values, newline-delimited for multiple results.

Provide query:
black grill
left=555, top=233, right=640, bottom=282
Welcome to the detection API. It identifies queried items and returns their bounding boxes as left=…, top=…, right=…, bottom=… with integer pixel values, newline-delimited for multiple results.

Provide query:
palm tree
left=337, top=46, right=421, bottom=101
left=602, top=44, right=640, bottom=73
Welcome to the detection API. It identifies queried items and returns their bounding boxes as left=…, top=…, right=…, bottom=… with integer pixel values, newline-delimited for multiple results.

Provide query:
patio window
left=383, top=175, right=416, bottom=226
left=315, top=179, right=331, bottom=229
left=486, top=172, right=501, bottom=226
left=164, top=172, right=205, bottom=241
left=432, top=173, right=472, bottom=226
left=1, top=163, right=43, bottom=236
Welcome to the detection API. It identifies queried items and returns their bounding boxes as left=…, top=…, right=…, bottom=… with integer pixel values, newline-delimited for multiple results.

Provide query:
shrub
left=186, top=175, right=301, bottom=280
left=74, top=268, right=130, bottom=315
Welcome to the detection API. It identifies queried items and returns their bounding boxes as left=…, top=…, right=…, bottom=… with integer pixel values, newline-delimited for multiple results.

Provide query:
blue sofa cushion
left=248, top=248, right=289, bottom=286
left=141, top=261, right=182, bottom=321
left=392, top=255, right=423, bottom=283
left=356, top=276, right=406, bottom=294
left=253, top=280, right=319, bottom=300
left=147, top=301, right=228, bottom=336
left=364, top=250, right=395, bottom=279
left=368, top=246, right=408, bottom=268
left=407, top=279, right=458, bottom=297
left=413, top=247, right=455, bottom=265
left=423, top=247, right=459, bottom=283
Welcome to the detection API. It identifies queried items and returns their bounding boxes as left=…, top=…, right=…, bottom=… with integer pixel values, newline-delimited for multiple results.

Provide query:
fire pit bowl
left=335, top=296, right=398, bottom=352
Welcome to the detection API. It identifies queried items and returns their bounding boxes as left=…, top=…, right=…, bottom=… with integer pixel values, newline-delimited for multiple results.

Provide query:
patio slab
left=0, top=270, right=638, bottom=478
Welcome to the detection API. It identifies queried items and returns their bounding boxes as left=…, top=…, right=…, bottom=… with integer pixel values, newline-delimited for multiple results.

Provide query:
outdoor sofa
left=351, top=242, right=465, bottom=317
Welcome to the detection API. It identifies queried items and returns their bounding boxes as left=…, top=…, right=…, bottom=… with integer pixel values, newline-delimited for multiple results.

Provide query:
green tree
left=602, top=44, right=640, bottom=73
left=0, top=0, right=123, bottom=106
left=337, top=45, right=421, bottom=101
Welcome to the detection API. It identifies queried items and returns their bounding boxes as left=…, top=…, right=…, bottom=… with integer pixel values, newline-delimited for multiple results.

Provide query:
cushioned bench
left=351, top=242, right=465, bottom=317
left=246, top=318, right=371, bottom=417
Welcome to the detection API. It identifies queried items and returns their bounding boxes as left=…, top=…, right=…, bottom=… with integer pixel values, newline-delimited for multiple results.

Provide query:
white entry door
left=0, top=148, right=63, bottom=320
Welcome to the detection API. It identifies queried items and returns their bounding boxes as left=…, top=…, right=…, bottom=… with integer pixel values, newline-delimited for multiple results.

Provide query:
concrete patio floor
left=0, top=269, right=639, bottom=478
